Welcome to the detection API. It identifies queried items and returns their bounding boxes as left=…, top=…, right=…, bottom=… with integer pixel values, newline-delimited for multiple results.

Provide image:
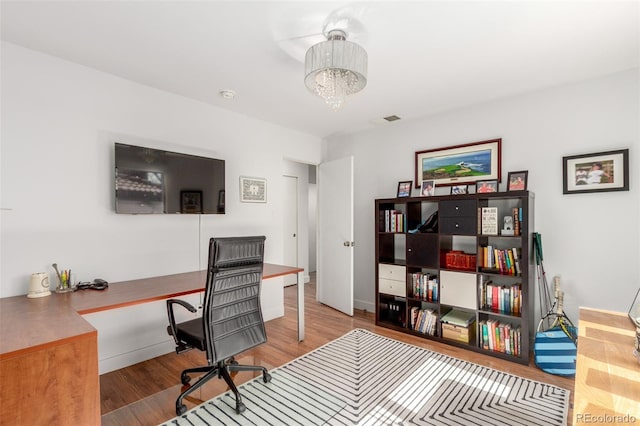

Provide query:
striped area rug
left=161, top=329, right=570, bottom=425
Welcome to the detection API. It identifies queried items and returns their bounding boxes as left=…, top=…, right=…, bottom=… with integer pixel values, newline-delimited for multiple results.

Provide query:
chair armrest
left=166, top=299, right=197, bottom=344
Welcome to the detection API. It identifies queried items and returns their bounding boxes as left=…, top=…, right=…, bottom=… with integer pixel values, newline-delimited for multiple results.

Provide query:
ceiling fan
left=272, top=4, right=369, bottom=63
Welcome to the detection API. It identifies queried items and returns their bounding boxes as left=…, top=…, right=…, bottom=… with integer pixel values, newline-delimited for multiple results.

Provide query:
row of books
left=479, top=319, right=522, bottom=356
left=478, top=246, right=521, bottom=275
left=410, top=307, right=438, bottom=336
left=382, top=210, right=405, bottom=233
left=512, top=207, right=522, bottom=236
left=410, top=273, right=438, bottom=302
left=406, top=308, right=522, bottom=357
left=479, top=280, right=522, bottom=315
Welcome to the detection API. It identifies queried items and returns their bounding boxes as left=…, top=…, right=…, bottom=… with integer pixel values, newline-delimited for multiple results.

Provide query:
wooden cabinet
left=439, top=199, right=477, bottom=235
left=375, top=191, right=534, bottom=364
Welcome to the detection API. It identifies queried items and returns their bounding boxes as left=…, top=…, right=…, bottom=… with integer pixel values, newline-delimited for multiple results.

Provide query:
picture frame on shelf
left=180, top=190, right=203, bottom=213
left=563, top=149, right=629, bottom=194
left=415, top=138, right=501, bottom=189
left=476, top=179, right=498, bottom=194
left=421, top=179, right=436, bottom=196
left=450, top=185, right=468, bottom=195
left=240, top=176, right=267, bottom=203
left=507, top=170, right=528, bottom=191
left=397, top=181, right=412, bottom=197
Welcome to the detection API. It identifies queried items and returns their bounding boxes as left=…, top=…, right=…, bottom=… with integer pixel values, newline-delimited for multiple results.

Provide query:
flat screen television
left=114, top=143, right=225, bottom=214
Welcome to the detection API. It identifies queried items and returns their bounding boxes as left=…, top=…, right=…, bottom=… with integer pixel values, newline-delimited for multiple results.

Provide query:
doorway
left=282, top=175, right=298, bottom=286
left=282, top=161, right=317, bottom=289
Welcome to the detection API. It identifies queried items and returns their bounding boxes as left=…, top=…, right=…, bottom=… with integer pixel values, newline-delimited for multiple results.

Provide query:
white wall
left=0, top=42, right=321, bottom=372
left=324, top=69, right=639, bottom=323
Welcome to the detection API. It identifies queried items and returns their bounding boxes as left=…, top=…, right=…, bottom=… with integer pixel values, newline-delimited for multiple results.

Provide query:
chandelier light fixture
left=304, top=29, right=368, bottom=111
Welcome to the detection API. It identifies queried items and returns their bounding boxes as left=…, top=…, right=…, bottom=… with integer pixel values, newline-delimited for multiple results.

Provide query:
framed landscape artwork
left=563, top=149, right=628, bottom=194
left=415, top=138, right=501, bottom=189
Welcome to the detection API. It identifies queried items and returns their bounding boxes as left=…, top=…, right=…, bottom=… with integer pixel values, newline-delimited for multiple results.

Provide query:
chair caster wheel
left=263, top=372, right=272, bottom=383
left=181, top=373, right=191, bottom=385
left=228, top=356, right=239, bottom=365
left=176, top=404, right=187, bottom=416
left=236, top=401, right=246, bottom=414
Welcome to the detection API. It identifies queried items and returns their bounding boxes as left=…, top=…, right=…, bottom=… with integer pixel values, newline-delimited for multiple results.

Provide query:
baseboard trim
left=98, top=305, right=285, bottom=375
left=354, top=299, right=375, bottom=314
left=99, top=341, right=174, bottom=374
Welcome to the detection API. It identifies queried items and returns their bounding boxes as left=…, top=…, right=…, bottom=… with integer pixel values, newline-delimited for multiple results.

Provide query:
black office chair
left=166, top=236, right=271, bottom=415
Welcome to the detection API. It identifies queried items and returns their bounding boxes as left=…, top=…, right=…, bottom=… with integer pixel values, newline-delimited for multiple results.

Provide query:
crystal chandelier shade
left=304, top=30, right=368, bottom=111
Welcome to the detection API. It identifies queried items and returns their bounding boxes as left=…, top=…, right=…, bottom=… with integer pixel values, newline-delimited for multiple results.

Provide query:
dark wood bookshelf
left=375, top=191, right=534, bottom=364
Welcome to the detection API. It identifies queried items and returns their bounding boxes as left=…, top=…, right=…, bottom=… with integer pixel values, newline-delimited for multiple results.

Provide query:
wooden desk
left=573, top=308, right=640, bottom=424
left=0, top=263, right=303, bottom=425
left=67, top=263, right=305, bottom=340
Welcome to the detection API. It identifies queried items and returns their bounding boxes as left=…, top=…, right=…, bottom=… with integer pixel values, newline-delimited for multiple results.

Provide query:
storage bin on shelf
left=441, top=309, right=476, bottom=344
left=444, top=250, right=476, bottom=271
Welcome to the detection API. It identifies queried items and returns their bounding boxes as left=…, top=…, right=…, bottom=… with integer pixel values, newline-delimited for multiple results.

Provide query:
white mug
left=27, top=272, right=51, bottom=298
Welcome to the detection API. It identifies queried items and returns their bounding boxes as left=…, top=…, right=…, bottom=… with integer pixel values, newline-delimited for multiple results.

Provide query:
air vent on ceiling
left=383, top=115, right=401, bottom=122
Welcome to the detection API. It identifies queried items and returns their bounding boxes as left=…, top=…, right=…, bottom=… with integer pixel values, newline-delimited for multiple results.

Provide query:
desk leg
left=297, top=271, right=305, bottom=341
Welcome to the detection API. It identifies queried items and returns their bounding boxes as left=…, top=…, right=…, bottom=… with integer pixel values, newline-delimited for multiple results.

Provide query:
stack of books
left=512, top=207, right=522, bottom=236
left=410, top=307, right=438, bottom=336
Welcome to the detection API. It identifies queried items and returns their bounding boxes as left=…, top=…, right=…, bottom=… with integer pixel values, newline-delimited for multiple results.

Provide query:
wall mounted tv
left=114, top=143, right=225, bottom=214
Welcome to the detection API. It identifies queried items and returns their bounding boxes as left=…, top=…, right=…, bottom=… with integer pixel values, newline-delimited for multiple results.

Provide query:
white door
left=317, top=156, right=354, bottom=316
left=282, top=175, right=298, bottom=286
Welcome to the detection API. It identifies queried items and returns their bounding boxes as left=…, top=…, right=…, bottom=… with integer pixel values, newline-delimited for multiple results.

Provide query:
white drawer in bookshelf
left=378, top=264, right=406, bottom=297
left=439, top=270, right=476, bottom=310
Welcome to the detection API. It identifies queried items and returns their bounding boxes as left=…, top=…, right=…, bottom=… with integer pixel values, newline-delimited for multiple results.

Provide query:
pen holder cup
left=55, top=284, right=73, bottom=293
left=55, top=276, right=74, bottom=293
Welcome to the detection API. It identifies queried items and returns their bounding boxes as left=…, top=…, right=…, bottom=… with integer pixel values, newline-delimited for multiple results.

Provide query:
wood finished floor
left=100, top=276, right=575, bottom=425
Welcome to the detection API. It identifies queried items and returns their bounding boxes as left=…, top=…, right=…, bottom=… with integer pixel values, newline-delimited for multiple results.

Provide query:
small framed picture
left=240, top=176, right=267, bottom=203
left=507, top=171, right=528, bottom=191
left=450, top=185, right=467, bottom=195
left=476, top=180, right=498, bottom=194
left=421, top=179, right=436, bottom=196
left=180, top=190, right=203, bottom=213
left=563, top=149, right=629, bottom=194
left=397, top=181, right=412, bottom=198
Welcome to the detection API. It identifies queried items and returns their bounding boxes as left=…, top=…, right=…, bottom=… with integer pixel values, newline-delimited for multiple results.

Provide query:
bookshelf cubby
left=375, top=191, right=534, bottom=364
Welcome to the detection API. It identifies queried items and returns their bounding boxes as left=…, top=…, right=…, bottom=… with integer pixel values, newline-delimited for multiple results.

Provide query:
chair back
left=203, top=236, right=266, bottom=364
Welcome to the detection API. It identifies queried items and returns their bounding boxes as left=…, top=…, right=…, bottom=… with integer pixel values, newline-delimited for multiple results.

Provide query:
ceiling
left=1, top=1, right=638, bottom=139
